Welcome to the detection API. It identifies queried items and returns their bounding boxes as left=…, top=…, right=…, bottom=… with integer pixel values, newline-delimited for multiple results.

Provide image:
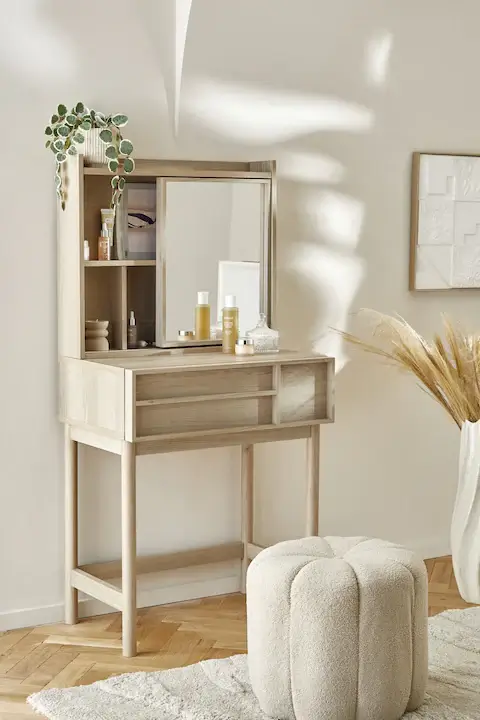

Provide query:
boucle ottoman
left=247, top=536, right=428, bottom=720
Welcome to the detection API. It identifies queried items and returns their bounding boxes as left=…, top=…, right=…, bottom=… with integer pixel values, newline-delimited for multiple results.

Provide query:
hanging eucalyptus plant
left=45, top=102, right=135, bottom=210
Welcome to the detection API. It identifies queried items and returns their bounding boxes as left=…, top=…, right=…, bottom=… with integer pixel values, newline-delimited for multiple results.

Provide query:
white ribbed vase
left=451, top=420, right=480, bottom=603
left=81, top=128, right=105, bottom=164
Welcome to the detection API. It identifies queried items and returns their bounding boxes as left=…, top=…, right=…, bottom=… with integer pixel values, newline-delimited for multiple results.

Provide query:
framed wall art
left=410, top=152, right=480, bottom=290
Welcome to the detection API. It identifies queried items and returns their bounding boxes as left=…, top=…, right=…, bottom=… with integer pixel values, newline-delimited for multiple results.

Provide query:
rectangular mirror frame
left=155, top=169, right=276, bottom=349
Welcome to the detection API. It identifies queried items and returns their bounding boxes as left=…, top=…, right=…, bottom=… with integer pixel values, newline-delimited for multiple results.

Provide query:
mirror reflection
left=162, top=180, right=266, bottom=344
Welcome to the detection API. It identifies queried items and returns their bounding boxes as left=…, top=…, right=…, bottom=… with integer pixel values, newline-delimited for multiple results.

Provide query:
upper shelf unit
left=58, top=155, right=276, bottom=361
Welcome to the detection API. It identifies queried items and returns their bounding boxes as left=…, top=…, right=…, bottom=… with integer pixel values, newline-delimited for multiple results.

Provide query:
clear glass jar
left=246, top=314, right=279, bottom=353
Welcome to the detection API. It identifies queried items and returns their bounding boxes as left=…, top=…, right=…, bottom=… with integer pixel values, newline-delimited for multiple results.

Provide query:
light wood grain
left=136, top=390, right=276, bottom=407
left=69, top=426, right=123, bottom=455
left=127, top=265, right=156, bottom=346
left=64, top=426, right=78, bottom=625
left=136, top=365, right=273, bottom=401
left=279, top=362, right=330, bottom=423
left=247, top=543, right=265, bottom=559
left=135, top=424, right=312, bottom=455
left=121, top=442, right=137, bottom=657
left=70, top=571, right=123, bottom=612
left=306, top=425, right=320, bottom=536
left=58, top=154, right=83, bottom=358
left=94, top=350, right=331, bottom=373
left=136, top=396, right=272, bottom=438
left=84, top=260, right=156, bottom=267
left=241, top=445, right=254, bottom=592
left=80, top=542, right=244, bottom=581
left=85, top=265, right=123, bottom=350
left=84, top=160, right=270, bottom=179
left=60, top=358, right=125, bottom=437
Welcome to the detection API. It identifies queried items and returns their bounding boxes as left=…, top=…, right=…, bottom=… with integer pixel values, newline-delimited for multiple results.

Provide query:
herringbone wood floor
left=0, top=556, right=475, bottom=719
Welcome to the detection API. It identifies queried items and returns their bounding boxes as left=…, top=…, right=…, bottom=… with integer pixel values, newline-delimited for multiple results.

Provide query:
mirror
left=156, top=179, right=270, bottom=347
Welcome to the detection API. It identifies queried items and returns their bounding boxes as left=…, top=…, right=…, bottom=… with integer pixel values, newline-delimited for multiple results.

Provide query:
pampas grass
left=342, top=310, right=480, bottom=429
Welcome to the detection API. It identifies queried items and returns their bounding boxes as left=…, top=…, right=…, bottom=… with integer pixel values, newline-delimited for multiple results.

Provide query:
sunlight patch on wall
left=279, top=152, right=345, bottom=184
left=0, top=0, right=76, bottom=82
left=292, top=243, right=365, bottom=372
left=183, top=77, right=374, bottom=143
left=365, top=31, right=393, bottom=87
left=307, top=191, right=364, bottom=249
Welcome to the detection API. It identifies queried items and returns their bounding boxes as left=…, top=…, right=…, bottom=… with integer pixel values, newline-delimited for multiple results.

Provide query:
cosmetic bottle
left=127, top=310, right=137, bottom=349
left=83, top=240, right=90, bottom=261
left=222, top=295, right=239, bottom=354
left=98, top=222, right=110, bottom=261
left=195, top=291, right=211, bottom=341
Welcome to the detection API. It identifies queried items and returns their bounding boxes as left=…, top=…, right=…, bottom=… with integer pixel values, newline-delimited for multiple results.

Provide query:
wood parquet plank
left=0, top=556, right=475, bottom=719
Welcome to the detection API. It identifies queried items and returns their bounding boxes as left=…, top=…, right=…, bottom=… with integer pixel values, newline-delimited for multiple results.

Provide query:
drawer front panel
left=136, top=397, right=272, bottom=437
left=136, top=366, right=272, bottom=401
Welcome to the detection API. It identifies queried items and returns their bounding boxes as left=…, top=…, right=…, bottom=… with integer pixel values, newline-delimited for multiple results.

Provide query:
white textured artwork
left=411, top=153, right=480, bottom=289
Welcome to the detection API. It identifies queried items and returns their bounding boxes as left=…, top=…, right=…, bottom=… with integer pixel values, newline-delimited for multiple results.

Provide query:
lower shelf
left=79, top=542, right=244, bottom=584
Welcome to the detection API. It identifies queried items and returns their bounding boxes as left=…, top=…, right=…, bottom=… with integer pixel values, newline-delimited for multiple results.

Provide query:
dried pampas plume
left=341, top=310, right=480, bottom=429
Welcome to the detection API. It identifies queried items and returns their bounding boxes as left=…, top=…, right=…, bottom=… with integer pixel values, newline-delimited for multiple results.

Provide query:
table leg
left=306, top=425, right=320, bottom=536
left=65, top=424, right=78, bottom=625
left=241, top=444, right=254, bottom=592
left=121, top=441, right=137, bottom=657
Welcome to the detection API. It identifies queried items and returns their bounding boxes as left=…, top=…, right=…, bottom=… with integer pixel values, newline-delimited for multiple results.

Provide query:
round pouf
left=247, top=536, right=428, bottom=720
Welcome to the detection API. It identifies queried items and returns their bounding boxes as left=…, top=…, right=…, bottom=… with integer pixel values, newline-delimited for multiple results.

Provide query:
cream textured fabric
left=28, top=608, right=480, bottom=720
left=247, top=536, right=428, bottom=720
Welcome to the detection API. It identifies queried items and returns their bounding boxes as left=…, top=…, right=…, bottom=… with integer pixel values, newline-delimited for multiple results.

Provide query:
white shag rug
left=28, top=608, right=480, bottom=720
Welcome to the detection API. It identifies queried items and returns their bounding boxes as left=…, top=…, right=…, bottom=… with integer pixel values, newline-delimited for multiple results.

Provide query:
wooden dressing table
left=58, top=156, right=335, bottom=656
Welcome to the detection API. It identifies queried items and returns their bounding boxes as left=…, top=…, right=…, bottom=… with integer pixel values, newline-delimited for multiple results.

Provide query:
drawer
left=136, top=396, right=273, bottom=437
left=136, top=365, right=273, bottom=402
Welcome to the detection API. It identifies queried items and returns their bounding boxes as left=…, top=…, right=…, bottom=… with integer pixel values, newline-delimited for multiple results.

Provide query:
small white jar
left=235, top=338, right=255, bottom=356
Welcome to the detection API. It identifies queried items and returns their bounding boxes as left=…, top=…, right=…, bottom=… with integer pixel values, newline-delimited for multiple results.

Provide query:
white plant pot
left=81, top=128, right=105, bottom=164
left=451, top=419, right=480, bottom=603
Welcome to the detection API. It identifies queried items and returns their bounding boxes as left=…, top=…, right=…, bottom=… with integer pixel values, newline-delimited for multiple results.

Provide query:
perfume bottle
left=222, top=295, right=239, bottom=354
left=247, top=313, right=279, bottom=353
left=127, top=310, right=137, bottom=349
left=195, top=291, right=211, bottom=341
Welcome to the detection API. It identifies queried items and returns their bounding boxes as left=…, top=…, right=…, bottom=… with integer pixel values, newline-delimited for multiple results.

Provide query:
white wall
left=1, top=0, right=478, bottom=627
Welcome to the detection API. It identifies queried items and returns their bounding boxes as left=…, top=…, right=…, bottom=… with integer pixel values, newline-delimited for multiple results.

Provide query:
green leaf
left=51, top=113, right=59, bottom=124
left=65, top=114, right=77, bottom=126
left=111, top=113, right=128, bottom=127
left=118, top=177, right=126, bottom=190
left=55, top=174, right=61, bottom=188
left=53, top=139, right=64, bottom=151
left=123, top=157, right=135, bottom=173
left=108, top=159, right=119, bottom=172
left=75, top=101, right=85, bottom=114
left=45, top=126, right=53, bottom=136
left=58, top=125, right=70, bottom=137
left=64, top=137, right=71, bottom=149
left=56, top=152, right=67, bottom=163
left=119, top=139, right=133, bottom=156
left=90, top=109, right=96, bottom=119
left=57, top=103, right=67, bottom=117
left=53, top=127, right=59, bottom=136
left=45, top=139, right=51, bottom=148
left=99, top=129, right=113, bottom=144
left=73, top=133, right=85, bottom=144
left=80, top=120, right=92, bottom=131
left=67, top=146, right=77, bottom=156
left=51, top=143, right=57, bottom=153
left=111, top=176, right=119, bottom=189
left=105, top=145, right=117, bottom=160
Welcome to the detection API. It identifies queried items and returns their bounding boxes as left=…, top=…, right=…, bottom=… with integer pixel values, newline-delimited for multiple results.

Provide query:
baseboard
left=0, top=561, right=241, bottom=632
